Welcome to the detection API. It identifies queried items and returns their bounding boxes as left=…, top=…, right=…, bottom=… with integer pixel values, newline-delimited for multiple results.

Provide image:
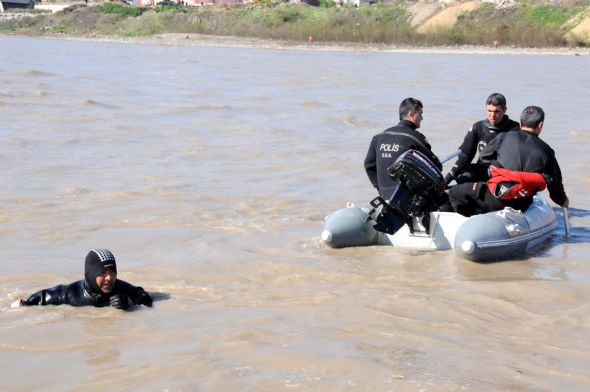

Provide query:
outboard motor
left=372, top=150, right=445, bottom=235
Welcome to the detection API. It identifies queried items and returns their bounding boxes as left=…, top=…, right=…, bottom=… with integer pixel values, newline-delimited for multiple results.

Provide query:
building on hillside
left=288, top=0, right=360, bottom=5
left=131, top=0, right=211, bottom=5
left=211, top=0, right=252, bottom=4
left=131, top=0, right=251, bottom=5
left=1, top=0, right=35, bottom=9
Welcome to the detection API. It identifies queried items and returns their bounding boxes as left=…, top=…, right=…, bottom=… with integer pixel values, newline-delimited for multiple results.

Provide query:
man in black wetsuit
left=364, top=97, right=442, bottom=200
left=14, top=249, right=152, bottom=310
left=447, top=105, right=569, bottom=217
left=445, top=93, right=520, bottom=185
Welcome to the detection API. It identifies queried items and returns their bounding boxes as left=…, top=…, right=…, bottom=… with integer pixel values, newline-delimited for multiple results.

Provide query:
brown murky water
left=1, top=37, right=590, bottom=391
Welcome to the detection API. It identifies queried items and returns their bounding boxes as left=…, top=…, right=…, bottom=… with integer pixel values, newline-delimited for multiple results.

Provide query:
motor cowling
left=372, top=150, right=445, bottom=234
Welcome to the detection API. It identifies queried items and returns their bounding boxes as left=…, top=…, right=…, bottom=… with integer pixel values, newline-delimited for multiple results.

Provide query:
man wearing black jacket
left=445, top=93, right=520, bottom=185
left=364, top=97, right=442, bottom=200
left=13, top=249, right=152, bottom=310
left=447, top=106, right=569, bottom=217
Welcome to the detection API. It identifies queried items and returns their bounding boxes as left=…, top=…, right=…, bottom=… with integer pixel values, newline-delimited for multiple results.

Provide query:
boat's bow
left=454, top=196, right=557, bottom=261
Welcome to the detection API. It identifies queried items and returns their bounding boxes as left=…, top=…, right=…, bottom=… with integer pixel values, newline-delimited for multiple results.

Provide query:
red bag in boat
left=487, top=166, right=547, bottom=200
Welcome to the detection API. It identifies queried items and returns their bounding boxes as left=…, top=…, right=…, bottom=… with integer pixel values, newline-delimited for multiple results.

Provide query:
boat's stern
left=321, top=203, right=382, bottom=248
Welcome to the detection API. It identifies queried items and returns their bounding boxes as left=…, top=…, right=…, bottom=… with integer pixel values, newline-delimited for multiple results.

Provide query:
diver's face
left=96, top=269, right=117, bottom=293
left=486, top=104, right=506, bottom=125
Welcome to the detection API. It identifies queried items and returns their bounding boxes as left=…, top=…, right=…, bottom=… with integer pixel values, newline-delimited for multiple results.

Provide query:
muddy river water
left=1, top=36, right=590, bottom=391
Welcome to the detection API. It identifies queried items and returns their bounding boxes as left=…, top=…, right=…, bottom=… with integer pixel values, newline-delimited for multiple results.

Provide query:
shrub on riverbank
left=440, top=2, right=588, bottom=47
left=1, top=1, right=589, bottom=47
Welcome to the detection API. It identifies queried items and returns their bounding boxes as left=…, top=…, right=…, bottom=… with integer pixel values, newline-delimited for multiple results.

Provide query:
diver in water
left=13, top=249, right=152, bottom=310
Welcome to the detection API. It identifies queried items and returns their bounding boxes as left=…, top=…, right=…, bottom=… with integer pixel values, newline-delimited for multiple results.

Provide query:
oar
left=563, top=207, right=571, bottom=237
left=441, top=150, right=460, bottom=164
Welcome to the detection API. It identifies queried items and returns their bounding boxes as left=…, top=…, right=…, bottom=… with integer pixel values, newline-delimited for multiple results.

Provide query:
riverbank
left=5, top=32, right=590, bottom=56
left=2, top=1, right=590, bottom=49
left=115, top=32, right=590, bottom=55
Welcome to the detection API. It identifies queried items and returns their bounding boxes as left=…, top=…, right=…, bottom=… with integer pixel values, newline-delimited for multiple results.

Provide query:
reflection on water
left=1, top=36, right=590, bottom=391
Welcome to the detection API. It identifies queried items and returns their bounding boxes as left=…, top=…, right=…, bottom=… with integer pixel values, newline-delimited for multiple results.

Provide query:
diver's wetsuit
left=22, top=279, right=153, bottom=308
left=480, top=129, right=567, bottom=205
left=364, top=120, right=442, bottom=200
left=448, top=115, right=520, bottom=183
left=448, top=130, right=568, bottom=216
left=21, top=249, right=153, bottom=309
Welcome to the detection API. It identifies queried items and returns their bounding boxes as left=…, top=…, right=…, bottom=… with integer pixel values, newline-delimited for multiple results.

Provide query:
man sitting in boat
left=445, top=105, right=569, bottom=217
left=364, top=97, right=442, bottom=200
left=444, top=93, right=520, bottom=186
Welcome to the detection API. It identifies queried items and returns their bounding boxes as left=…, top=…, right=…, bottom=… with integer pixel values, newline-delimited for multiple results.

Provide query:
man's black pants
left=448, top=182, right=533, bottom=217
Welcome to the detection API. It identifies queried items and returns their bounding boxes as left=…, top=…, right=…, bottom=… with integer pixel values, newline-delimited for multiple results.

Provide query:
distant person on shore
left=364, top=97, right=442, bottom=200
left=445, top=105, right=569, bottom=216
left=444, top=93, right=520, bottom=185
left=12, top=249, right=153, bottom=310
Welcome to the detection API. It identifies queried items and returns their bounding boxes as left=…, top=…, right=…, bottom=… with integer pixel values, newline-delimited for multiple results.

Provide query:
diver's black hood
left=84, top=249, right=117, bottom=294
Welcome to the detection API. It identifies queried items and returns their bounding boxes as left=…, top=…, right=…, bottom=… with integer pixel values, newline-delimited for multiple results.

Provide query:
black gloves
left=444, top=172, right=455, bottom=186
left=135, top=287, right=153, bottom=307
left=22, top=291, right=44, bottom=306
left=110, top=288, right=152, bottom=309
left=110, top=293, right=130, bottom=310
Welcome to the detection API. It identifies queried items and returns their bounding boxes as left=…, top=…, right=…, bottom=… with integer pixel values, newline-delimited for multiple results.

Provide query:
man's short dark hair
left=399, top=97, right=423, bottom=120
left=486, top=93, right=507, bottom=108
left=520, top=106, right=545, bottom=129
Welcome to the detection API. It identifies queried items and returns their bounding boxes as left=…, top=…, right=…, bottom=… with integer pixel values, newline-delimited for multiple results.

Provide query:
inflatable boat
left=321, top=150, right=558, bottom=262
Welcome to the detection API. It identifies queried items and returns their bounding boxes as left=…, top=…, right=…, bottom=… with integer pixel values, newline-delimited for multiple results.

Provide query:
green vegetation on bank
left=1, top=1, right=589, bottom=47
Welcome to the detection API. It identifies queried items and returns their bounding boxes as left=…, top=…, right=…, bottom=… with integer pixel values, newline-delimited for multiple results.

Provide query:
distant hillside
left=1, top=1, right=590, bottom=47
